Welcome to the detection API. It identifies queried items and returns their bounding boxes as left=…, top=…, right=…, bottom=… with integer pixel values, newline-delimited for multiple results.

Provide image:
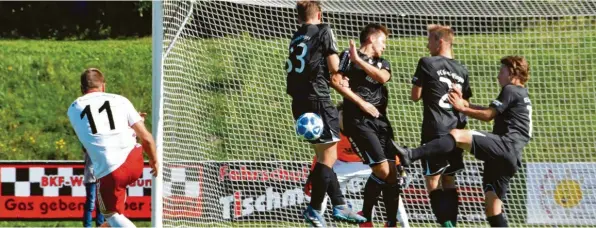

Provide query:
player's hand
left=348, top=40, right=361, bottom=63
left=149, top=160, right=159, bottom=177
left=359, top=101, right=380, bottom=118
left=398, top=167, right=411, bottom=189
left=340, top=76, right=350, bottom=88
left=139, top=112, right=147, bottom=122
left=450, top=85, right=463, bottom=98
left=448, top=92, right=466, bottom=111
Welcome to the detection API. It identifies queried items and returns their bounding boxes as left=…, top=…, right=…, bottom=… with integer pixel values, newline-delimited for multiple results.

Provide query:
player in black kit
left=337, top=23, right=401, bottom=227
left=410, top=24, right=472, bottom=227
left=396, top=56, right=532, bottom=227
left=286, top=1, right=372, bottom=226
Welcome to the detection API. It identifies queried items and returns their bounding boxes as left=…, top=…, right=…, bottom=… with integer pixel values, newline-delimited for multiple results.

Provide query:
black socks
left=487, top=213, right=508, bottom=227
left=326, top=167, right=346, bottom=206
left=309, top=163, right=331, bottom=210
left=430, top=188, right=459, bottom=227
left=361, top=173, right=385, bottom=220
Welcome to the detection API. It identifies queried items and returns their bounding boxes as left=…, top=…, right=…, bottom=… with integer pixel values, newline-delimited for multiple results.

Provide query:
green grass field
left=164, top=19, right=596, bottom=163
left=0, top=38, right=152, bottom=160
left=1, top=22, right=594, bottom=163
left=1, top=17, right=595, bottom=227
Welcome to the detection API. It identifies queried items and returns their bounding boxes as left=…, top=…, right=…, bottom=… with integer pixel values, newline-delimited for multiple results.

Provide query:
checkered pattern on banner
left=127, top=167, right=153, bottom=197
left=0, top=166, right=152, bottom=197
left=0, top=167, right=85, bottom=197
left=163, top=167, right=201, bottom=198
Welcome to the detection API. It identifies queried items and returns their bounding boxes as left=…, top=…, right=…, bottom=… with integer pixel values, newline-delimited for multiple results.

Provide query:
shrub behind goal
left=152, top=1, right=596, bottom=227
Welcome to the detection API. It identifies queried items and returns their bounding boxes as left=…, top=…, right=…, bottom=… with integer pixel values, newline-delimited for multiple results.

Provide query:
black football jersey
left=286, top=23, right=338, bottom=100
left=338, top=49, right=392, bottom=118
left=412, top=56, right=472, bottom=137
left=489, top=84, right=532, bottom=151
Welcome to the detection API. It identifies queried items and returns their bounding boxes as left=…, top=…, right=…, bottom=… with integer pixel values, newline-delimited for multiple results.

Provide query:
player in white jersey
left=67, top=68, right=158, bottom=227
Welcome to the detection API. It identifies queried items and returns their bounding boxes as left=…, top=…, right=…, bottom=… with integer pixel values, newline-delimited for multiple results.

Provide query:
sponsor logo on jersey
left=437, top=69, right=464, bottom=84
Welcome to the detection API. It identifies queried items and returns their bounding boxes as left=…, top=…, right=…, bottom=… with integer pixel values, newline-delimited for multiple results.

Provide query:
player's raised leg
left=394, top=125, right=502, bottom=227
left=397, top=56, right=532, bottom=227
left=465, top=130, right=519, bottom=228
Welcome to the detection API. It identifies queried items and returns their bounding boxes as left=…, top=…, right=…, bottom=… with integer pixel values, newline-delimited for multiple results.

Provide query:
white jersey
left=67, top=92, right=142, bottom=179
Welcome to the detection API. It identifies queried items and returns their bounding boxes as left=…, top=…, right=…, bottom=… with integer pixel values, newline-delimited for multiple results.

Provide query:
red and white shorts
left=98, top=144, right=144, bottom=214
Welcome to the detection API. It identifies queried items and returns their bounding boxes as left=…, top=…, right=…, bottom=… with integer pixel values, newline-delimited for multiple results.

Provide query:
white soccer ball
left=295, top=112, right=324, bottom=141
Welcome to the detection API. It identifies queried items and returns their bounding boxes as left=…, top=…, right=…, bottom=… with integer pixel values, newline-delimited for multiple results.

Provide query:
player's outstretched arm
left=328, top=54, right=380, bottom=118
left=449, top=89, right=496, bottom=122
left=131, top=122, right=159, bottom=177
left=348, top=40, right=391, bottom=84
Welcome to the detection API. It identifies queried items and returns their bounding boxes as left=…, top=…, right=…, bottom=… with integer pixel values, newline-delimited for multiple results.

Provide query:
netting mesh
left=158, top=0, right=596, bottom=226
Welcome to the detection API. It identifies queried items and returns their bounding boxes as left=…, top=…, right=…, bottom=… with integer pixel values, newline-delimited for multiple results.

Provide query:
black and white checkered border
left=163, top=167, right=201, bottom=198
left=0, top=167, right=153, bottom=197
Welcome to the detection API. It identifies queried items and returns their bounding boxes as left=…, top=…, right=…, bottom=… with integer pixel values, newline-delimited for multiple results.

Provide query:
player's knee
left=371, top=161, right=391, bottom=180
left=484, top=191, right=503, bottom=216
left=449, top=129, right=463, bottom=142
left=314, top=143, right=338, bottom=167
left=450, top=129, right=473, bottom=151
left=372, top=168, right=390, bottom=180
left=424, top=175, right=441, bottom=191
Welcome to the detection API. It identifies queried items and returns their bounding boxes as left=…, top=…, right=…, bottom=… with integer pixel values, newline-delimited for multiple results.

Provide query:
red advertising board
left=0, top=160, right=486, bottom=222
left=0, top=162, right=152, bottom=220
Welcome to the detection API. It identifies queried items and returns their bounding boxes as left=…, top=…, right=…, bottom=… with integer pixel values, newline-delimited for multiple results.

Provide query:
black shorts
left=291, top=99, right=340, bottom=144
left=420, top=121, right=467, bottom=176
left=344, top=115, right=395, bottom=166
left=471, top=130, right=521, bottom=200
left=420, top=145, right=464, bottom=176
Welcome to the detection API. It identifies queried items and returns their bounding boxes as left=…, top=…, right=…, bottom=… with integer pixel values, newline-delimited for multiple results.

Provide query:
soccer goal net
left=153, top=0, right=596, bottom=227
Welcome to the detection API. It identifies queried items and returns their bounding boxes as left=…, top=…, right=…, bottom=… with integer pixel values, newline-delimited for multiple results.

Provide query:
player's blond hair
left=501, top=56, right=530, bottom=85
left=80, top=68, right=105, bottom=92
left=296, top=0, right=321, bottom=23
left=427, top=24, right=454, bottom=45
left=359, top=23, right=390, bottom=45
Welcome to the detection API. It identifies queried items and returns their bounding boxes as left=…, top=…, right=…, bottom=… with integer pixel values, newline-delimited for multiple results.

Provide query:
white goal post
left=153, top=0, right=596, bottom=227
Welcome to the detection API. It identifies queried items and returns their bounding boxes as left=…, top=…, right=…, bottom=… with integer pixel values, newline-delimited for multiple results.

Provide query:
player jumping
left=67, top=68, right=158, bottom=227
